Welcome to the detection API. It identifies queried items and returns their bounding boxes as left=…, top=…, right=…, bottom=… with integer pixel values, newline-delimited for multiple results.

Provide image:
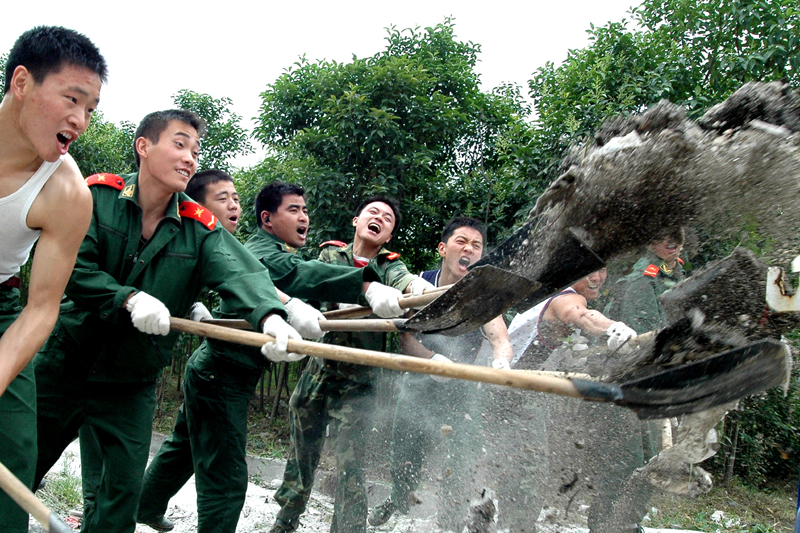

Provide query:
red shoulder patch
left=320, top=240, right=347, bottom=248
left=179, top=201, right=217, bottom=230
left=85, top=173, right=125, bottom=190
left=386, top=252, right=401, bottom=261
left=677, top=257, right=684, bottom=265
left=643, top=264, right=660, bottom=278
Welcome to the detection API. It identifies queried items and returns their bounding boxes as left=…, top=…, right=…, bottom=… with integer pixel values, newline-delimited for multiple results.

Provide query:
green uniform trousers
left=274, top=359, right=374, bottom=533
left=389, top=374, right=483, bottom=531
left=33, top=331, right=156, bottom=533
left=138, top=347, right=260, bottom=533
left=0, top=286, right=36, bottom=533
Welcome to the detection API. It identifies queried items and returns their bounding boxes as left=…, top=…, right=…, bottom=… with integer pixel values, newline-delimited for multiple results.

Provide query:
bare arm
left=0, top=158, right=92, bottom=396
left=399, top=331, right=436, bottom=359
left=547, top=293, right=614, bottom=336
left=483, top=315, right=513, bottom=363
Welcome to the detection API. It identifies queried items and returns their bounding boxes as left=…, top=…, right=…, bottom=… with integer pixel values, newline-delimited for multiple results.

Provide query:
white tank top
left=0, top=158, right=63, bottom=283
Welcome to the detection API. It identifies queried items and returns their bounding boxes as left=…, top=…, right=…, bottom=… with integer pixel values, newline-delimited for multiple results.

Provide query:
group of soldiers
left=0, top=24, right=691, bottom=533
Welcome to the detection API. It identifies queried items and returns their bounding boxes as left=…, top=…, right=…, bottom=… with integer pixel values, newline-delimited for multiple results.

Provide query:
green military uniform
left=274, top=242, right=415, bottom=533
left=589, top=251, right=685, bottom=533
left=614, top=251, right=685, bottom=335
left=138, top=229, right=376, bottom=533
left=32, top=172, right=286, bottom=533
left=0, top=283, right=36, bottom=533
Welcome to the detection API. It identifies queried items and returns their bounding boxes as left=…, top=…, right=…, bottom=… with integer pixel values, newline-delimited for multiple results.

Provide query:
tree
left=523, top=0, right=800, bottom=189
left=69, top=111, right=136, bottom=177
left=253, top=20, right=536, bottom=270
left=173, top=89, right=252, bottom=173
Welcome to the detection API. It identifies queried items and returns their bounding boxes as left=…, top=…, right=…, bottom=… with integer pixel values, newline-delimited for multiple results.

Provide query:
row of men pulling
left=0, top=25, right=658, bottom=533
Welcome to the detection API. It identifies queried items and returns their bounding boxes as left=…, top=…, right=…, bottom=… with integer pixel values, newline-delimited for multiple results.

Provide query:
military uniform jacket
left=617, top=251, right=685, bottom=334
left=205, top=229, right=377, bottom=370
left=57, top=172, right=285, bottom=382
left=317, top=241, right=416, bottom=381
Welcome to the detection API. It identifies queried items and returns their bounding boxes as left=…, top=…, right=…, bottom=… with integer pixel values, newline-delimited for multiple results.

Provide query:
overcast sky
left=4, top=0, right=639, bottom=164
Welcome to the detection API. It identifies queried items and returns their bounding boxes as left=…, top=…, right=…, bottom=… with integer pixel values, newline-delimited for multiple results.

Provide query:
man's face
left=137, top=120, right=200, bottom=193
left=353, top=201, right=395, bottom=248
left=572, top=268, right=607, bottom=301
left=202, top=180, right=240, bottom=233
left=15, top=64, right=102, bottom=162
left=263, top=194, right=309, bottom=248
left=649, top=237, right=684, bottom=263
left=438, top=226, right=484, bottom=280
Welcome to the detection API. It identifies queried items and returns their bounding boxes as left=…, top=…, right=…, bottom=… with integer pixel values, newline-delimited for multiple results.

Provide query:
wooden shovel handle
left=170, top=317, right=591, bottom=398
left=322, top=284, right=452, bottom=319
left=0, top=460, right=71, bottom=533
left=201, top=318, right=406, bottom=332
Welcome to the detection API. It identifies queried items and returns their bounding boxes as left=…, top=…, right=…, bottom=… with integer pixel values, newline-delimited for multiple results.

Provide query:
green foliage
left=69, top=111, right=136, bottom=176
left=253, top=19, right=537, bottom=271
left=523, top=0, right=800, bottom=192
left=39, top=452, right=83, bottom=515
left=0, top=53, right=6, bottom=92
left=173, top=89, right=253, bottom=173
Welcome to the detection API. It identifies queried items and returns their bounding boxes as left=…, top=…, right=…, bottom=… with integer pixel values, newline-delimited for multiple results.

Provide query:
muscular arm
left=399, top=331, right=435, bottom=359
left=483, top=315, right=513, bottom=363
left=0, top=158, right=91, bottom=396
left=547, top=293, right=614, bottom=335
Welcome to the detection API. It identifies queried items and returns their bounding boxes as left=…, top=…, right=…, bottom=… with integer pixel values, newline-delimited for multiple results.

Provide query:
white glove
left=261, top=314, right=305, bottom=363
left=285, top=298, right=325, bottom=340
left=408, top=277, right=436, bottom=296
left=491, top=358, right=511, bottom=370
left=429, top=353, right=453, bottom=382
left=189, top=302, right=213, bottom=322
left=365, top=282, right=404, bottom=318
left=606, top=321, right=637, bottom=351
left=126, top=291, right=170, bottom=336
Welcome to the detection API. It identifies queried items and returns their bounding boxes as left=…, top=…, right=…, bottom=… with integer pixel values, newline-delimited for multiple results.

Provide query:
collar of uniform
left=118, top=172, right=183, bottom=223
left=258, top=227, right=298, bottom=253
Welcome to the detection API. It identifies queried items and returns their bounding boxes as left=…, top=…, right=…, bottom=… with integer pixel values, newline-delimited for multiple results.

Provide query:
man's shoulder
left=377, top=248, right=403, bottom=263
left=318, top=240, right=351, bottom=262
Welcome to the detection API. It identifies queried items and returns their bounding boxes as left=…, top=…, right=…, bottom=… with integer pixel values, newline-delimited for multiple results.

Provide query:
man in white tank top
left=0, top=26, right=106, bottom=531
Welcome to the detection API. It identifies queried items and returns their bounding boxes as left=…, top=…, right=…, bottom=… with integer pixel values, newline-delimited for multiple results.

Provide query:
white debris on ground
left=32, top=439, right=707, bottom=533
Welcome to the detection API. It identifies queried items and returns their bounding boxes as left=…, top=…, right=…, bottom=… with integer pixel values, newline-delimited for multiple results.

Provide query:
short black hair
left=133, top=109, right=206, bottom=167
left=255, top=181, right=305, bottom=226
left=441, top=216, right=486, bottom=244
left=355, top=194, right=401, bottom=234
left=4, top=26, right=108, bottom=94
left=186, top=169, right=234, bottom=204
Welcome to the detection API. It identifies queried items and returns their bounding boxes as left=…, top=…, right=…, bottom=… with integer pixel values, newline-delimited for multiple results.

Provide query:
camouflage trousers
left=274, top=358, right=375, bottom=533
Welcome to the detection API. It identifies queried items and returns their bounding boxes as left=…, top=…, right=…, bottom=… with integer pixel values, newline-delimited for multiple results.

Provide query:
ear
left=261, top=211, right=273, bottom=230
left=10, top=65, right=32, bottom=101
left=352, top=216, right=358, bottom=228
left=134, top=137, right=149, bottom=162
left=437, top=242, right=446, bottom=258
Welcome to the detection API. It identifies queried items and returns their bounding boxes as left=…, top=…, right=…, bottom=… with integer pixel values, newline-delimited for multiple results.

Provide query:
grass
left=38, top=451, right=83, bottom=516
left=648, top=480, right=796, bottom=532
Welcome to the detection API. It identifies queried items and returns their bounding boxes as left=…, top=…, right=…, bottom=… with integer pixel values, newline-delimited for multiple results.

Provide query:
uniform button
left=128, top=254, right=133, bottom=259
left=101, top=313, right=108, bottom=319
left=210, top=374, right=215, bottom=379
left=139, top=260, right=144, bottom=264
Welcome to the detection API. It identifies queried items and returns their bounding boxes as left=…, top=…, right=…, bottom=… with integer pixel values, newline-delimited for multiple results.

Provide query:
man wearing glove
left=271, top=195, right=420, bottom=533
left=139, top=178, right=403, bottom=533
left=369, top=217, right=513, bottom=531
left=508, top=268, right=636, bottom=368
left=31, top=111, right=291, bottom=533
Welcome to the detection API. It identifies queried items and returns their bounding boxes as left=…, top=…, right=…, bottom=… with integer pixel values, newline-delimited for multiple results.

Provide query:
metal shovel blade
left=472, top=220, right=605, bottom=308
left=403, top=265, right=541, bottom=336
left=614, top=339, right=790, bottom=418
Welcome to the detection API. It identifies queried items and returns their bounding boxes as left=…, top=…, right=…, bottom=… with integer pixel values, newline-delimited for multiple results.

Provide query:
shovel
left=0, top=460, right=72, bottom=533
left=322, top=284, right=452, bottom=320
left=205, top=266, right=541, bottom=336
left=169, top=317, right=790, bottom=419
left=471, top=219, right=606, bottom=308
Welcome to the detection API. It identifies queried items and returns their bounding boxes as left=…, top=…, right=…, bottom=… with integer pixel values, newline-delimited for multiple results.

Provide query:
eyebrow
left=286, top=203, right=306, bottom=210
left=68, top=85, right=101, bottom=105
